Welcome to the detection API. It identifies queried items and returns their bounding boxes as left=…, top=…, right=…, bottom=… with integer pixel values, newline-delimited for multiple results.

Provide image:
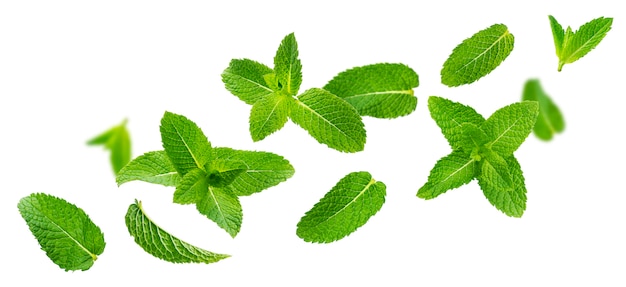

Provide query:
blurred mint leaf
left=87, top=119, right=131, bottom=174
left=522, top=79, right=565, bottom=141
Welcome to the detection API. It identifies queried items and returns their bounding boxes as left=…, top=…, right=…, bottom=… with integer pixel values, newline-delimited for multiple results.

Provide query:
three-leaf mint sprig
left=222, top=33, right=419, bottom=153
left=417, top=96, right=538, bottom=217
left=549, top=15, right=612, bottom=71
left=117, top=111, right=295, bottom=237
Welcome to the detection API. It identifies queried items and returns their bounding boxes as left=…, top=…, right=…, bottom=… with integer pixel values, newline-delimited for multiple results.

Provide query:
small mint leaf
left=417, top=149, right=477, bottom=199
left=87, top=119, right=131, bottom=174
left=173, top=168, right=208, bottom=205
left=274, top=33, right=302, bottom=96
left=222, top=58, right=275, bottom=105
left=428, top=96, right=486, bottom=150
left=249, top=93, right=291, bottom=141
left=482, top=101, right=539, bottom=156
left=160, top=111, right=212, bottom=176
left=196, top=186, right=242, bottom=238
left=477, top=156, right=527, bottom=217
left=117, top=150, right=180, bottom=187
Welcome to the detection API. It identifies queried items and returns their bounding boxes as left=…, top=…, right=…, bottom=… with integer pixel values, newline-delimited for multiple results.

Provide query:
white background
left=1, top=1, right=624, bottom=286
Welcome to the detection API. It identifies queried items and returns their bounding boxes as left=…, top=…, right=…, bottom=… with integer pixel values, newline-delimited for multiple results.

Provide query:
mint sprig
left=549, top=15, right=612, bottom=71
left=417, top=96, right=538, bottom=217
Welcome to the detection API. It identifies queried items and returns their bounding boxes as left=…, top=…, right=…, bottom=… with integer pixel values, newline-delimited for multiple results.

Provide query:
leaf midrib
left=562, top=20, right=612, bottom=64
left=168, top=118, right=204, bottom=169
left=38, top=208, right=97, bottom=261
left=313, top=178, right=376, bottom=228
left=487, top=116, right=522, bottom=150
left=343, top=90, right=413, bottom=100
left=224, top=70, right=273, bottom=94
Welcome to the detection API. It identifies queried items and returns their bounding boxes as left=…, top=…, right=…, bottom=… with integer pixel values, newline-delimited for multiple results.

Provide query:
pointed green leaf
left=548, top=15, right=564, bottom=57
left=87, top=119, right=131, bottom=174
left=196, top=186, right=242, bottom=238
left=441, top=23, right=514, bottom=87
left=221, top=58, right=275, bottom=105
left=160, top=112, right=212, bottom=176
left=417, top=150, right=477, bottom=199
left=480, top=149, right=512, bottom=189
left=117, top=150, right=181, bottom=187
left=125, top=200, right=229, bottom=264
left=477, top=156, right=527, bottom=217
left=428, top=96, right=486, bottom=150
left=297, top=171, right=386, bottom=243
left=18, top=193, right=105, bottom=271
left=483, top=101, right=539, bottom=156
left=173, top=168, right=208, bottom=205
left=290, top=88, right=366, bottom=153
left=323, top=63, right=419, bottom=118
left=212, top=147, right=295, bottom=196
left=460, top=123, right=489, bottom=149
left=522, top=79, right=565, bottom=141
left=249, top=93, right=291, bottom=141
left=274, top=33, right=302, bottom=96
left=557, top=16, right=612, bottom=71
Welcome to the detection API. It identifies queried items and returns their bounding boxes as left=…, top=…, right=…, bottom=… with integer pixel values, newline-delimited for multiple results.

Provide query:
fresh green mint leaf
left=221, top=58, right=275, bottom=105
left=522, top=79, right=565, bottom=140
left=417, top=149, right=477, bottom=199
left=460, top=123, right=489, bottom=149
left=249, top=93, right=292, bottom=141
left=478, top=156, right=527, bottom=217
left=18, top=193, right=105, bottom=271
left=296, top=171, right=386, bottom=243
left=87, top=119, right=131, bottom=174
left=323, top=63, right=419, bottom=118
left=125, top=200, right=229, bottom=264
left=428, top=96, right=486, bottom=150
left=196, top=186, right=243, bottom=238
left=173, top=168, right=209, bottom=205
left=212, top=147, right=295, bottom=196
left=441, top=23, right=514, bottom=87
left=290, top=88, right=366, bottom=153
left=116, top=150, right=181, bottom=187
left=483, top=101, right=539, bottom=156
left=274, top=33, right=302, bottom=96
left=549, top=15, right=613, bottom=71
left=480, top=149, right=513, bottom=190
left=160, top=111, right=212, bottom=176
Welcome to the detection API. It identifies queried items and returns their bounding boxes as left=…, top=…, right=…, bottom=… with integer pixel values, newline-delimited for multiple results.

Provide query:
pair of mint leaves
left=222, top=33, right=419, bottom=152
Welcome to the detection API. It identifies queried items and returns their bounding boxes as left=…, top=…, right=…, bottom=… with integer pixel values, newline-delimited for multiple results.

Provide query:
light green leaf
left=522, top=79, right=565, bottom=141
left=196, top=186, right=242, bottom=238
left=323, top=63, right=419, bottom=118
left=290, top=88, right=366, bottom=153
left=441, top=23, right=514, bottom=87
left=206, top=160, right=246, bottom=188
left=428, top=96, right=486, bottom=150
left=553, top=16, right=613, bottom=71
left=483, top=101, right=539, bottom=156
left=249, top=93, right=291, bottom=141
left=480, top=149, right=512, bottom=190
left=274, top=33, right=302, bottom=96
left=125, top=200, right=229, bottom=264
left=221, top=58, right=275, bottom=105
left=18, top=193, right=105, bottom=271
left=477, top=156, right=527, bottom=217
left=548, top=15, right=564, bottom=57
left=417, top=150, right=477, bottom=199
left=87, top=119, right=131, bottom=174
left=212, top=147, right=295, bottom=196
left=116, top=150, right=181, bottom=187
left=173, top=168, right=208, bottom=205
left=160, top=111, right=212, bottom=176
left=460, top=123, right=489, bottom=149
left=297, top=171, right=386, bottom=243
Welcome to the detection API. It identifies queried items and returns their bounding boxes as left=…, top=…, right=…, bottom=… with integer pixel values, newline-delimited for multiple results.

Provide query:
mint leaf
left=483, top=101, right=539, bottom=156
left=323, top=63, right=419, bottom=118
left=221, top=59, right=275, bottom=105
left=522, top=79, right=565, bottom=140
left=290, top=88, right=366, bottom=152
left=206, top=160, right=246, bottom=188
left=87, top=119, right=131, bottom=174
left=460, top=123, right=489, bottom=149
left=213, top=147, right=295, bottom=196
left=116, top=150, right=181, bottom=187
left=173, top=168, right=208, bottom=205
left=196, top=186, right=243, bottom=238
left=249, top=93, right=292, bottom=141
left=160, top=111, right=212, bottom=176
left=296, top=171, right=386, bottom=243
left=477, top=156, right=527, bottom=217
left=18, top=193, right=105, bottom=271
left=441, top=23, right=514, bottom=87
left=428, top=96, right=486, bottom=150
left=417, top=149, right=477, bottom=199
left=480, top=149, right=512, bottom=190
left=125, top=200, right=229, bottom=264
left=273, top=33, right=302, bottom=96
left=550, top=15, right=613, bottom=71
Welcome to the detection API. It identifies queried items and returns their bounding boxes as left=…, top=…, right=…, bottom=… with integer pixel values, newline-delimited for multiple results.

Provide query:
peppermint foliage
left=418, top=96, right=538, bottom=217
left=222, top=33, right=419, bottom=152
left=18, top=193, right=105, bottom=271
left=125, top=200, right=230, bottom=264
left=117, top=111, right=294, bottom=238
left=522, top=79, right=565, bottom=140
left=87, top=119, right=131, bottom=174
left=441, top=24, right=514, bottom=87
left=297, top=171, right=386, bottom=243
left=549, top=15, right=613, bottom=71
